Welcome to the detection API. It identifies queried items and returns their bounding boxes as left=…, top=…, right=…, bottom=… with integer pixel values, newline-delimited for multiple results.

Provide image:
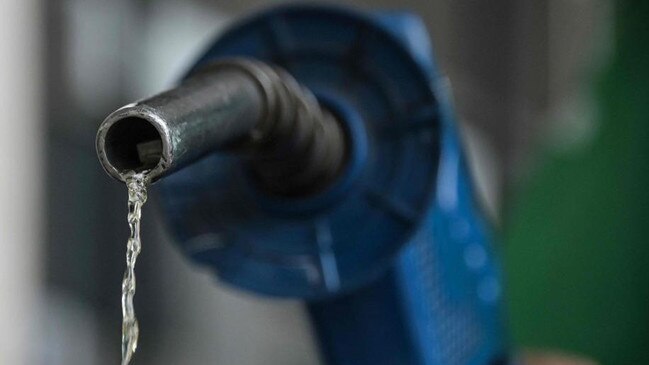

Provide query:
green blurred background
left=504, top=2, right=649, bottom=364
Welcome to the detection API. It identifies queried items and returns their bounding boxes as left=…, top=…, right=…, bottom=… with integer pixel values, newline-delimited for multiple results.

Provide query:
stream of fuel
left=121, top=171, right=149, bottom=365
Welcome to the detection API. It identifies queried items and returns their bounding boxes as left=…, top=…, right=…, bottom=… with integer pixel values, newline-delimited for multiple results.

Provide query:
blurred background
left=1, top=0, right=647, bottom=364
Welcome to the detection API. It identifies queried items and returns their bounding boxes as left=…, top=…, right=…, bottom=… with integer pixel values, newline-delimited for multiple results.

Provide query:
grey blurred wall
left=0, top=1, right=43, bottom=364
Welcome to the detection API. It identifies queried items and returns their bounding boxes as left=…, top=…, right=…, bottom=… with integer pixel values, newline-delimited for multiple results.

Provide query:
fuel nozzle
left=96, top=58, right=346, bottom=196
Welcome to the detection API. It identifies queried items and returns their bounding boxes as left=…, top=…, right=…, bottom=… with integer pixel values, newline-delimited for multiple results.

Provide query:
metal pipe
left=96, top=60, right=264, bottom=183
left=96, top=58, right=346, bottom=195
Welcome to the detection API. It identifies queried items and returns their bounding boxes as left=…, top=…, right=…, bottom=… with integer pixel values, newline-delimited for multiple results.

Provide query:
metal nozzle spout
left=96, top=60, right=265, bottom=183
left=96, top=58, right=346, bottom=196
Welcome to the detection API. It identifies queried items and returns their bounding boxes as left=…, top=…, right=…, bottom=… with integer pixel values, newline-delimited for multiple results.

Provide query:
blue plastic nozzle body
left=158, top=5, right=510, bottom=365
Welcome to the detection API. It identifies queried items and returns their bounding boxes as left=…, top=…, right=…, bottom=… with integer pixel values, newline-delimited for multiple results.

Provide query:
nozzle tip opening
left=97, top=106, right=171, bottom=183
left=104, top=117, right=163, bottom=173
